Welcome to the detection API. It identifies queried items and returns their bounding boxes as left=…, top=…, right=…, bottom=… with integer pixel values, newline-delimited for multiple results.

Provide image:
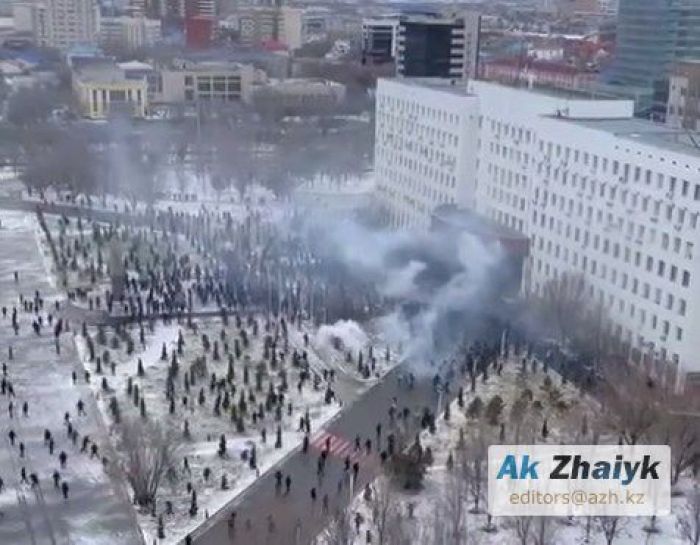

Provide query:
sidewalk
left=0, top=210, right=142, bottom=545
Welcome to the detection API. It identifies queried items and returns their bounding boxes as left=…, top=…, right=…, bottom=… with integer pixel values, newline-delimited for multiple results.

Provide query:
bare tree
left=678, top=485, right=700, bottom=545
left=321, top=507, right=355, bottom=545
left=117, top=417, right=180, bottom=508
left=421, top=499, right=447, bottom=545
left=596, top=516, right=626, bottom=545
left=368, top=476, right=406, bottom=545
left=463, top=422, right=491, bottom=515
left=532, top=517, right=558, bottom=545
left=441, top=471, right=469, bottom=545
left=508, top=516, right=533, bottom=545
left=654, top=406, right=700, bottom=486
left=600, top=361, right=663, bottom=445
left=540, top=272, right=585, bottom=344
left=6, top=86, right=57, bottom=127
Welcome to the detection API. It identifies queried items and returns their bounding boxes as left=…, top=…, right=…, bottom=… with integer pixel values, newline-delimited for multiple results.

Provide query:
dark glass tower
left=603, top=0, right=700, bottom=116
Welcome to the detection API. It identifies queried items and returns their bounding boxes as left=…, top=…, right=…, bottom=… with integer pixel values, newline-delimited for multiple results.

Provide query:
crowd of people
left=0, top=275, right=110, bottom=517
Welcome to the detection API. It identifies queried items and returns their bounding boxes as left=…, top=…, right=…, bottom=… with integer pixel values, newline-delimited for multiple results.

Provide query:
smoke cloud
left=297, top=210, right=506, bottom=373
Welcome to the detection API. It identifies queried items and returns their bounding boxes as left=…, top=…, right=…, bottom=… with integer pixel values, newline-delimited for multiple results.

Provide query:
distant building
left=280, top=6, right=327, bottom=51
left=99, top=16, right=161, bottom=51
left=42, top=0, right=99, bottom=50
left=482, top=58, right=597, bottom=92
left=667, top=60, right=700, bottom=131
left=157, top=58, right=257, bottom=103
left=527, top=42, right=564, bottom=62
left=16, top=0, right=100, bottom=50
left=118, top=59, right=158, bottom=99
left=244, top=77, right=345, bottom=114
left=396, top=11, right=481, bottom=82
left=601, top=0, right=700, bottom=117
left=233, top=6, right=281, bottom=47
left=73, top=61, right=148, bottom=118
left=12, top=3, right=34, bottom=32
left=184, top=0, right=215, bottom=48
left=361, top=16, right=399, bottom=64
left=185, top=15, right=214, bottom=49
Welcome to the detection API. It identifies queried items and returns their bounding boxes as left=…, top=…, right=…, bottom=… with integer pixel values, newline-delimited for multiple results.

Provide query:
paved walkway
left=0, top=210, right=142, bottom=545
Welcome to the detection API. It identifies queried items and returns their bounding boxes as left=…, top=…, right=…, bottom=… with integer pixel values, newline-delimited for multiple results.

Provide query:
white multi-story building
left=375, top=78, right=479, bottom=230
left=376, top=77, right=700, bottom=377
left=99, top=15, right=161, bottom=51
left=42, top=0, right=99, bottom=50
left=280, top=6, right=327, bottom=51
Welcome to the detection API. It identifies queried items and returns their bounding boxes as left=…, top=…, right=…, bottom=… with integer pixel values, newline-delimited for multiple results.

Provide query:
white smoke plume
left=298, top=211, right=507, bottom=373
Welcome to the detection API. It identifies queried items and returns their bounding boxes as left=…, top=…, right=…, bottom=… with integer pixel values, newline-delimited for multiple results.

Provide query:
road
left=189, top=314, right=503, bottom=545
left=0, top=209, right=143, bottom=545
left=189, top=364, right=440, bottom=545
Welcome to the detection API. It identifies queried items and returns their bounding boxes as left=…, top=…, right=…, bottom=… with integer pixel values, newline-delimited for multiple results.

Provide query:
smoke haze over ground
left=298, top=210, right=506, bottom=373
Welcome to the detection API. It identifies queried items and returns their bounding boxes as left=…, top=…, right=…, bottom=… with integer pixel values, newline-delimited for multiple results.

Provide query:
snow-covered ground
left=323, top=352, right=695, bottom=545
left=73, top=313, right=343, bottom=545
left=0, top=209, right=142, bottom=545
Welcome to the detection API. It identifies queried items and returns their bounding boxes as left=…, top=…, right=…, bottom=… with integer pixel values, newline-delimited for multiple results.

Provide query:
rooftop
left=74, top=64, right=145, bottom=85
left=556, top=116, right=700, bottom=159
left=169, top=58, right=249, bottom=71
left=386, top=77, right=473, bottom=97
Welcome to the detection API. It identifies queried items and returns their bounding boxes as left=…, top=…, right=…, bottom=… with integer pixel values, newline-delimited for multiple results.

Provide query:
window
left=682, top=270, right=691, bottom=287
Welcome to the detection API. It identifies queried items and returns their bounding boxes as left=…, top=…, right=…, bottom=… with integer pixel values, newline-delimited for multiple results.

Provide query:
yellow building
left=73, top=63, right=148, bottom=119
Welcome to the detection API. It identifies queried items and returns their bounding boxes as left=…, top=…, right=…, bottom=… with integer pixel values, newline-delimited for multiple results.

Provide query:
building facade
left=73, top=63, right=148, bottom=118
left=280, top=6, right=327, bottom=51
left=43, top=0, right=99, bottom=50
left=361, top=17, right=399, bottom=64
left=482, top=58, right=597, bottom=92
left=667, top=60, right=700, bottom=131
left=601, top=0, right=700, bottom=117
left=376, top=77, right=700, bottom=377
left=375, top=78, right=479, bottom=230
left=243, top=78, right=345, bottom=114
left=234, top=6, right=281, bottom=47
left=157, top=58, right=256, bottom=103
left=99, top=15, right=161, bottom=51
left=396, top=11, right=480, bottom=82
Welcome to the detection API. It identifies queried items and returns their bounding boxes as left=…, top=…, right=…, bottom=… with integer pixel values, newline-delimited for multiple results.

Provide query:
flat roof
left=555, top=116, right=700, bottom=159
left=385, top=77, right=473, bottom=97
